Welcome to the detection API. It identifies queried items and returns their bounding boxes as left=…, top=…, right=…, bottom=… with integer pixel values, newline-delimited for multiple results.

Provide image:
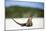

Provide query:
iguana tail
left=11, top=18, right=26, bottom=26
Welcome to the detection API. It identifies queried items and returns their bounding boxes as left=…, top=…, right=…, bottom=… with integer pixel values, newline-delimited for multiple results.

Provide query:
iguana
left=12, top=16, right=33, bottom=27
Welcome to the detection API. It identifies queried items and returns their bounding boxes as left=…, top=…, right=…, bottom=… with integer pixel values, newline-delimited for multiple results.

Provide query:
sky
left=5, top=0, right=44, bottom=9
